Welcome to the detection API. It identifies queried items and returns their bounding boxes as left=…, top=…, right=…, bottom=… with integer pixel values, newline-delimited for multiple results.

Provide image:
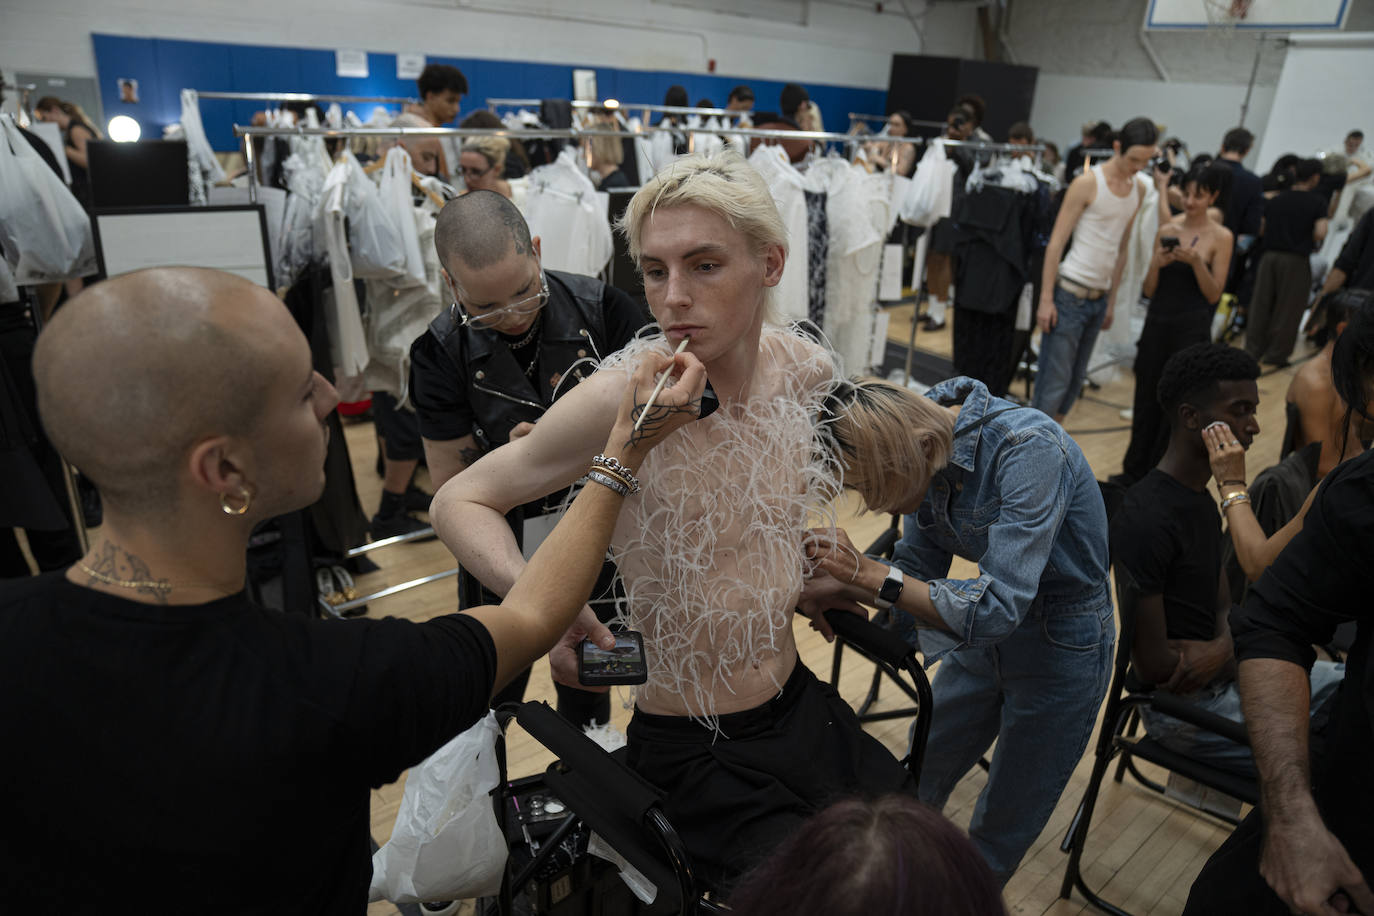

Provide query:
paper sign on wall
left=397, top=53, right=426, bottom=80
left=335, top=49, right=368, bottom=78
left=572, top=69, right=597, bottom=102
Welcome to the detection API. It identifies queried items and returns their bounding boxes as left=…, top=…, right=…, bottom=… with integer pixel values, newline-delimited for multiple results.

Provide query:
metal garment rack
left=848, top=111, right=948, bottom=130
left=485, top=98, right=750, bottom=121
left=231, top=122, right=929, bottom=203
left=895, top=137, right=1051, bottom=387
left=194, top=90, right=416, bottom=105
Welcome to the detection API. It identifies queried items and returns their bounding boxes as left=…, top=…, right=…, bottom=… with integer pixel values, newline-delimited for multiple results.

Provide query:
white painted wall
left=0, top=0, right=978, bottom=90
left=1030, top=72, right=1276, bottom=166
left=1255, top=33, right=1374, bottom=172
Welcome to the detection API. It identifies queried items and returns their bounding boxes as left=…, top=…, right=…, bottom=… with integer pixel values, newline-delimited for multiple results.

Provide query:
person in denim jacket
left=800, top=375, right=1114, bottom=886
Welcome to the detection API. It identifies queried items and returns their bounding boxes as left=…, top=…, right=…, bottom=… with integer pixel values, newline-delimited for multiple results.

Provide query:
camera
left=1151, top=155, right=1172, bottom=174
left=1160, top=236, right=1180, bottom=251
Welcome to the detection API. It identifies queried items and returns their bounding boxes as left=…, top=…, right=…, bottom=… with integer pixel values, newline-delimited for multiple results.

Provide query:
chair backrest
left=511, top=701, right=699, bottom=913
left=1106, top=564, right=1147, bottom=710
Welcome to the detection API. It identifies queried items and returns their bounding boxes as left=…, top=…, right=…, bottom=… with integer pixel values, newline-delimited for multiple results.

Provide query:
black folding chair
left=491, top=701, right=725, bottom=916
left=826, top=521, right=935, bottom=781
left=1058, top=567, right=1258, bottom=916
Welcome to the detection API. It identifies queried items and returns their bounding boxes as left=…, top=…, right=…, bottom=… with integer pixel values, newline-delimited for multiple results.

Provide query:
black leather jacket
left=423, top=269, right=645, bottom=455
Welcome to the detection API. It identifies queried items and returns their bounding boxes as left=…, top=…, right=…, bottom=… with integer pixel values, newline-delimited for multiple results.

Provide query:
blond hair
left=461, top=134, right=509, bottom=169
left=587, top=133, right=624, bottom=167
left=828, top=378, right=954, bottom=513
left=616, top=150, right=787, bottom=324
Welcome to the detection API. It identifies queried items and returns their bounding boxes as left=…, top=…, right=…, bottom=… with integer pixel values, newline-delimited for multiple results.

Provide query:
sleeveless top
left=1060, top=165, right=1140, bottom=290
left=1149, top=261, right=1211, bottom=319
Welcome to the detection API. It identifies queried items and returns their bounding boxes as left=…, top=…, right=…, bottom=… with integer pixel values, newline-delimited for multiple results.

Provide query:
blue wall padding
left=92, top=33, right=889, bottom=152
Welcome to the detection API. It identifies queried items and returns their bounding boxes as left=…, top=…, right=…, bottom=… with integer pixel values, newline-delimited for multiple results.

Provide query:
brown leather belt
left=1058, top=277, right=1108, bottom=300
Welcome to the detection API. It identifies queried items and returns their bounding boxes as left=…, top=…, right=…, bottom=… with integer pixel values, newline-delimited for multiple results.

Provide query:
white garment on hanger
left=363, top=191, right=444, bottom=401
left=377, top=146, right=428, bottom=286
left=1087, top=172, right=1155, bottom=386
left=316, top=158, right=370, bottom=379
left=627, top=117, right=657, bottom=184
left=178, top=90, right=225, bottom=186
left=748, top=144, right=809, bottom=325
left=523, top=147, right=614, bottom=276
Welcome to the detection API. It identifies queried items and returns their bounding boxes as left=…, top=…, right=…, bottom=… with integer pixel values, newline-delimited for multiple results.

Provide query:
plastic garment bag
left=369, top=712, right=507, bottom=904
left=336, top=150, right=408, bottom=279
left=0, top=115, right=95, bottom=283
left=901, top=139, right=954, bottom=227
left=178, top=90, right=226, bottom=188
left=316, top=155, right=371, bottom=378
left=523, top=147, right=614, bottom=276
left=377, top=146, right=428, bottom=286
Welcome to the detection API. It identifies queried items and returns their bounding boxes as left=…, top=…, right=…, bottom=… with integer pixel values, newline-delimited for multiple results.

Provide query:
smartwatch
left=875, top=566, right=905, bottom=610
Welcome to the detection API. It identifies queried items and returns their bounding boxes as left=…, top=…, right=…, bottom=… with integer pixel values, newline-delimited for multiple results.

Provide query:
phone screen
left=578, top=631, right=649, bottom=686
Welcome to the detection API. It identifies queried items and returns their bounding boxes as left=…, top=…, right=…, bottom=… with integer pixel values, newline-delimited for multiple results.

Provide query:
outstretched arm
left=462, top=352, right=706, bottom=692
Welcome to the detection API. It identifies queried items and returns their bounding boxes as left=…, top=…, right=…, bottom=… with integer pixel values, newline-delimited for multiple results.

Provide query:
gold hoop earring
left=220, top=486, right=253, bottom=516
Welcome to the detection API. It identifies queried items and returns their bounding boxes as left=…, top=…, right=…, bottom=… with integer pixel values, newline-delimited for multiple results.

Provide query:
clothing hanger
left=410, top=172, right=447, bottom=209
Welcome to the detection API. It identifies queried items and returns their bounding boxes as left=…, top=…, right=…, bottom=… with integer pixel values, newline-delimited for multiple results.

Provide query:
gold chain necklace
left=77, top=562, right=221, bottom=596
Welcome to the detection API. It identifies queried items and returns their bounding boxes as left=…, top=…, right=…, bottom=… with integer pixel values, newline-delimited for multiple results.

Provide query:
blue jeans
left=915, top=594, right=1115, bottom=887
left=1032, top=285, right=1109, bottom=418
left=1140, top=660, right=1345, bottom=778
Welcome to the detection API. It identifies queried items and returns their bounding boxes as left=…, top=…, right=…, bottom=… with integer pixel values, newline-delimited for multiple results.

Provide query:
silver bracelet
left=586, top=469, right=630, bottom=497
left=591, top=454, right=641, bottom=493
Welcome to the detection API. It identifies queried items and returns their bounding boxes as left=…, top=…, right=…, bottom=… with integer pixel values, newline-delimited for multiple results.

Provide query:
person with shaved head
left=0, top=266, right=701, bottom=912
left=409, top=190, right=648, bottom=726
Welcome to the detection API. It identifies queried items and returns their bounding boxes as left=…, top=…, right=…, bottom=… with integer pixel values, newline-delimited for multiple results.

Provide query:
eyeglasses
left=452, top=271, right=550, bottom=330
left=460, top=163, right=494, bottom=180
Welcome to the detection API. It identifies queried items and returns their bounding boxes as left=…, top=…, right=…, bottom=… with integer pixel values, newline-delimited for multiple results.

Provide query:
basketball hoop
left=1203, top=0, right=1252, bottom=28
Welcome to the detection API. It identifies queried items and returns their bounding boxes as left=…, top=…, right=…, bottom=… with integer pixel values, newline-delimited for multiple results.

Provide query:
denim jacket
left=893, top=377, right=1110, bottom=662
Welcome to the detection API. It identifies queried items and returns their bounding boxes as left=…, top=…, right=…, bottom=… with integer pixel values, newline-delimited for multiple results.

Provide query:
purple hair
left=726, top=795, right=1006, bottom=916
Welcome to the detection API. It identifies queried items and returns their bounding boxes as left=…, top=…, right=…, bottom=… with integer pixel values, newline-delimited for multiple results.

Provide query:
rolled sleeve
left=918, top=430, right=1072, bottom=661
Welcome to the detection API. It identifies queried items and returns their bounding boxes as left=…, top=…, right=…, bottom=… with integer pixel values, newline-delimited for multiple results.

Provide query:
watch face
left=879, top=574, right=903, bottom=604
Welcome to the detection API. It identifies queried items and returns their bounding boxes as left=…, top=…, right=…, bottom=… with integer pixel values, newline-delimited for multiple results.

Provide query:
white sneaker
left=419, top=901, right=462, bottom=915
left=1119, top=408, right=1133, bottom=421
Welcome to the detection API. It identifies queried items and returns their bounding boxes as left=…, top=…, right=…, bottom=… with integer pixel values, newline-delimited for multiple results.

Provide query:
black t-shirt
left=1232, top=449, right=1373, bottom=844
left=1220, top=158, right=1263, bottom=238
left=409, top=275, right=646, bottom=443
left=1334, top=208, right=1374, bottom=290
left=0, top=573, right=497, bottom=913
left=1263, top=189, right=1328, bottom=255
left=1110, top=469, right=1221, bottom=641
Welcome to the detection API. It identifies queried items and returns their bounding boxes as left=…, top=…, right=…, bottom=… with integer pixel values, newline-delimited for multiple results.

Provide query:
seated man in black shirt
left=1111, top=343, right=1342, bottom=775
left=0, top=266, right=702, bottom=913
left=410, top=190, right=648, bottom=724
left=1183, top=303, right=1374, bottom=916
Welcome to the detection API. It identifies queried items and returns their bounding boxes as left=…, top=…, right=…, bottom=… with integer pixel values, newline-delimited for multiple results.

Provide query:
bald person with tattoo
left=0, top=266, right=702, bottom=913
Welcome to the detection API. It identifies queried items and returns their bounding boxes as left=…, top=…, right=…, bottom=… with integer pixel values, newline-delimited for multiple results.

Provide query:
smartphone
left=578, top=631, right=649, bottom=686
left=1160, top=236, right=1180, bottom=251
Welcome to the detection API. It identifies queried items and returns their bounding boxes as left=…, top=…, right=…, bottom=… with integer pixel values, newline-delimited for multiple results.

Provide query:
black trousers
left=625, top=661, right=914, bottom=892
left=1121, top=308, right=1212, bottom=483
left=953, top=307, right=1017, bottom=398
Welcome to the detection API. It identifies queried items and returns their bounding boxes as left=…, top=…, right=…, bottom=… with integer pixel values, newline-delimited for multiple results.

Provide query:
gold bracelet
left=1219, top=492, right=1251, bottom=511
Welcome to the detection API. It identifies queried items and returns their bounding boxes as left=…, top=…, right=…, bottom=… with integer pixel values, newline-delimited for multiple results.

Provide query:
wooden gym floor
left=342, top=308, right=1302, bottom=916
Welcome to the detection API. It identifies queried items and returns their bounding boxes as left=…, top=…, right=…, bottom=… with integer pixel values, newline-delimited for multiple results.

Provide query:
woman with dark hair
left=33, top=96, right=102, bottom=212
left=1120, top=161, right=1236, bottom=482
left=868, top=110, right=919, bottom=177
left=727, top=795, right=1007, bottom=916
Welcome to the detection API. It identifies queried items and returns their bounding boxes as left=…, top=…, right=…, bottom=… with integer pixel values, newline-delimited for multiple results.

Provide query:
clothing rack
left=486, top=98, right=750, bottom=120
left=195, top=90, right=416, bottom=105
left=232, top=123, right=930, bottom=202
left=848, top=112, right=947, bottom=130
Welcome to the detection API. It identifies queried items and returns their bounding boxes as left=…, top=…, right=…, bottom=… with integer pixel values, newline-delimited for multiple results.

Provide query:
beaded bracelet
left=586, top=469, right=630, bottom=497
left=591, top=454, right=641, bottom=494
left=1219, top=492, right=1251, bottom=511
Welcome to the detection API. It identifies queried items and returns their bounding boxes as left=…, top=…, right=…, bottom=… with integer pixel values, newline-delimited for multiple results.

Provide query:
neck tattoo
left=78, top=543, right=226, bottom=604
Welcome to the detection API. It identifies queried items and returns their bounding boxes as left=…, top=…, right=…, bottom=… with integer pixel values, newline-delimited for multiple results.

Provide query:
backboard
left=1144, top=0, right=1350, bottom=30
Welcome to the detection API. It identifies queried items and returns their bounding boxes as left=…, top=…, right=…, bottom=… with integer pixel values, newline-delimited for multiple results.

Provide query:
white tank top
left=1059, top=164, right=1140, bottom=290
